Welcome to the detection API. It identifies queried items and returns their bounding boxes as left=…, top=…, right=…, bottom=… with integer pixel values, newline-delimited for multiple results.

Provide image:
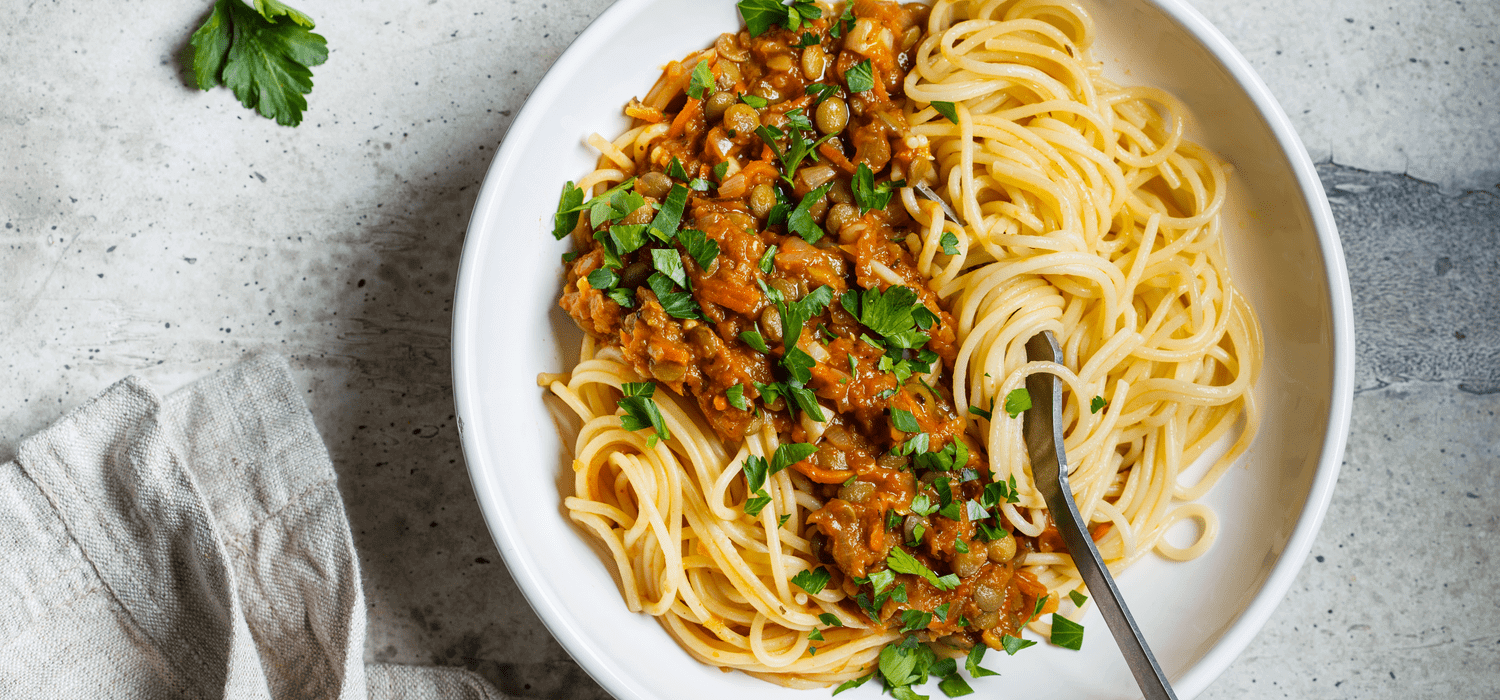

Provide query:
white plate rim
left=451, top=0, right=1356, bottom=697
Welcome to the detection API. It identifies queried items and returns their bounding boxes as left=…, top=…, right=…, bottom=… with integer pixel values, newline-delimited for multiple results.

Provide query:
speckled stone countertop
left=2, top=0, right=1496, bottom=697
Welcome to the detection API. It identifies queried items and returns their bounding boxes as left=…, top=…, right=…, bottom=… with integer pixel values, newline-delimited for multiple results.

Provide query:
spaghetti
left=539, top=0, right=1261, bottom=689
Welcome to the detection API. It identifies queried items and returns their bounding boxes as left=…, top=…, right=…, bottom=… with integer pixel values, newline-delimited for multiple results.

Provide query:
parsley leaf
left=676, top=228, right=719, bottom=270
left=688, top=59, right=715, bottom=99
left=1004, top=388, right=1032, bottom=418
left=940, top=231, right=960, bottom=255
left=900, top=609, right=932, bottom=632
left=968, top=403, right=993, bottom=420
left=938, top=674, right=974, bottom=698
left=743, top=454, right=769, bottom=492
left=783, top=346, right=816, bottom=384
left=771, top=442, right=819, bottom=474
left=785, top=380, right=826, bottom=421
left=791, top=567, right=831, bottom=595
left=736, top=0, right=786, bottom=37
left=1091, top=395, right=1107, bottom=414
left=805, top=82, right=839, bottom=105
left=757, top=124, right=835, bottom=185
left=887, top=547, right=956, bottom=590
left=607, top=287, right=636, bottom=308
left=741, top=93, right=769, bottom=109
left=647, top=272, right=699, bottom=319
left=585, top=267, right=617, bottom=290
left=931, top=101, right=959, bottom=123
left=845, top=59, right=875, bottom=93
left=818, top=613, right=843, bottom=627
left=965, top=645, right=1001, bottom=676
left=851, top=163, right=904, bottom=214
left=739, top=330, right=771, bottom=353
left=609, top=224, right=648, bottom=254
left=879, top=642, right=921, bottom=688
left=726, top=384, right=750, bottom=411
left=552, top=182, right=584, bottom=239
left=744, top=490, right=772, bottom=516
left=935, top=602, right=951, bottom=621
left=1000, top=634, right=1037, bottom=655
left=775, top=284, right=833, bottom=352
left=808, top=628, right=824, bottom=641
left=1050, top=614, right=1084, bottom=650
left=860, top=285, right=929, bottom=348
left=910, top=493, right=937, bottom=516
left=758, top=244, right=778, bottom=273
left=831, top=4, right=856, bottom=37
left=617, top=382, right=670, bottom=446
left=666, top=157, right=689, bottom=181
left=1069, top=589, right=1089, bottom=606
left=832, top=673, right=873, bottom=695
left=190, top=0, right=329, bottom=127
left=651, top=248, right=689, bottom=289
left=794, top=31, right=821, bottom=48
left=648, top=184, right=690, bottom=242
left=890, top=408, right=921, bottom=433
left=787, top=184, right=832, bottom=243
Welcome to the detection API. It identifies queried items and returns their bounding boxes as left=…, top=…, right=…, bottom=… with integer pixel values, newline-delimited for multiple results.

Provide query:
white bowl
left=452, top=1, right=1355, bottom=697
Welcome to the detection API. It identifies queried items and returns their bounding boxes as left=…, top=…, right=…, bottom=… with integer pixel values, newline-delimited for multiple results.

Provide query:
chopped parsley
left=1091, top=395, right=1108, bottom=414
left=1069, top=589, right=1089, bottom=606
left=818, top=612, right=843, bottom=627
left=651, top=248, right=689, bottom=288
left=676, top=228, right=719, bottom=270
left=771, top=442, right=819, bottom=474
left=647, top=272, right=699, bottom=319
left=1000, top=633, right=1037, bottom=655
left=890, top=407, right=920, bottom=433
left=648, top=184, right=689, bottom=242
left=900, top=609, right=932, bottom=632
left=940, top=231, right=960, bottom=255
left=805, top=82, right=839, bottom=105
left=787, top=183, right=833, bottom=243
left=553, top=181, right=584, bottom=239
left=845, top=59, right=875, bottom=93
left=831, top=5, right=856, bottom=37
left=1003, top=387, right=1031, bottom=418
left=858, top=285, right=930, bottom=349
left=1050, top=614, right=1085, bottom=650
left=966, top=645, right=1001, bottom=676
left=938, top=674, right=974, bottom=697
left=608, top=223, right=648, bottom=255
left=585, top=267, right=617, bottom=290
left=756, top=123, right=836, bottom=186
left=791, top=566, right=831, bottom=595
left=909, top=493, right=937, bottom=516
left=744, top=491, right=772, bottom=516
left=687, top=59, right=715, bottom=99
left=758, top=244, right=778, bottom=273
left=832, top=673, right=872, bottom=695
left=852, top=163, right=904, bottom=214
left=743, top=454, right=769, bottom=492
left=967, top=402, right=993, bottom=420
left=793, top=31, right=821, bottom=48
left=607, top=287, right=636, bottom=308
left=931, top=101, right=959, bottom=123
left=666, top=156, right=689, bottom=181
left=726, top=384, right=750, bottom=410
left=770, top=283, right=833, bottom=352
left=738, top=330, right=771, bottom=353
left=740, top=93, right=769, bottom=109
left=886, top=547, right=957, bottom=591
left=980, top=475, right=1020, bottom=508
left=616, top=382, right=670, bottom=447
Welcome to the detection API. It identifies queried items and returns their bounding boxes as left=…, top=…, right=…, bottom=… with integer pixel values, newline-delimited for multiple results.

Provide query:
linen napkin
left=0, top=354, right=503, bottom=700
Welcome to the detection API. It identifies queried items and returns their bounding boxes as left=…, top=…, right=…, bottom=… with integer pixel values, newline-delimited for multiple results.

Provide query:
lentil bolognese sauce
left=540, top=0, right=1262, bottom=692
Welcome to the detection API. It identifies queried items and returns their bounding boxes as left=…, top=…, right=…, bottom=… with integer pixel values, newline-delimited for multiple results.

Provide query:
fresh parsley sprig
left=737, top=0, right=823, bottom=37
left=189, top=0, right=328, bottom=127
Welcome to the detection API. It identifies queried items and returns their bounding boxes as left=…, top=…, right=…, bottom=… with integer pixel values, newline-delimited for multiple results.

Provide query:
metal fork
left=1024, top=331, right=1178, bottom=700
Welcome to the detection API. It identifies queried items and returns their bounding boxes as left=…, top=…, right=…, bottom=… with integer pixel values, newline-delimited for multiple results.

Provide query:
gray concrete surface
left=1, top=0, right=1496, bottom=698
